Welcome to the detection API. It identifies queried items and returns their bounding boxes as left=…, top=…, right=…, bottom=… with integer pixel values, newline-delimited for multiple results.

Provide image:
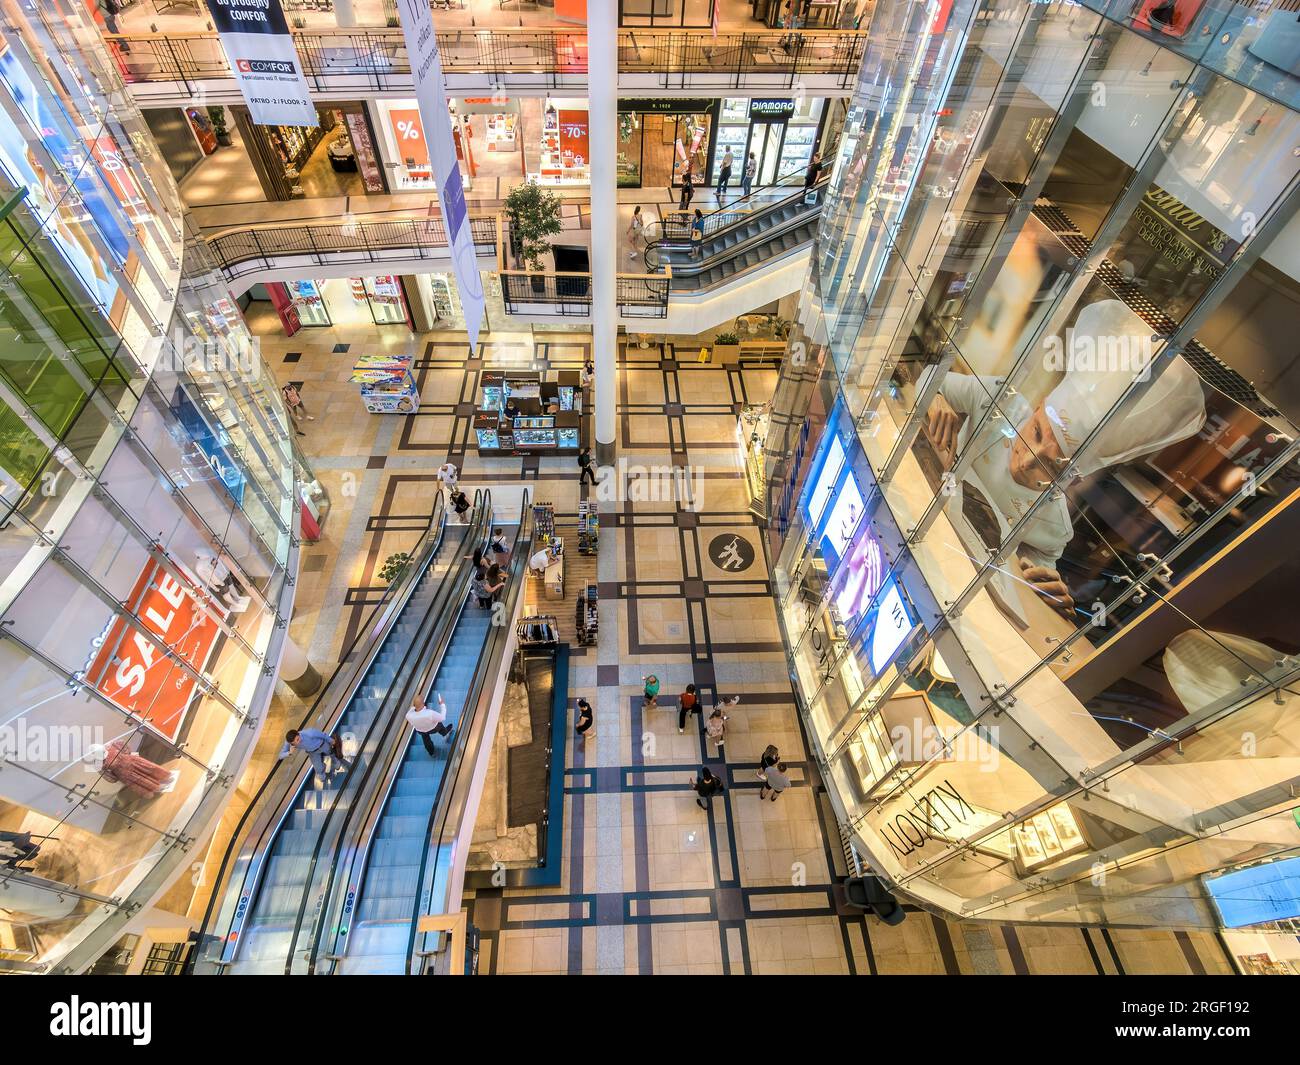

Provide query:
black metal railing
left=618, top=29, right=869, bottom=88
left=105, top=27, right=866, bottom=90
left=105, top=27, right=588, bottom=90
left=499, top=271, right=593, bottom=317
left=205, top=214, right=499, bottom=279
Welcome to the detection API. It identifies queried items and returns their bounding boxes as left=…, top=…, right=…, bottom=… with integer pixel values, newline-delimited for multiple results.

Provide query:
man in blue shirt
left=279, top=727, right=350, bottom=785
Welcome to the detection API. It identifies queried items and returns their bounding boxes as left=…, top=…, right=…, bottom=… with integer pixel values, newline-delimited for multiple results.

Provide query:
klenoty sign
left=395, top=0, right=485, bottom=349
left=205, top=0, right=317, bottom=127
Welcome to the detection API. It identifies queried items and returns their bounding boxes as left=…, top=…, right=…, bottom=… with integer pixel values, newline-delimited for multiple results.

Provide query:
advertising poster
left=395, top=0, right=486, bottom=348
left=387, top=107, right=430, bottom=172
left=87, top=559, right=221, bottom=743
left=205, top=0, right=318, bottom=128
left=0, top=43, right=130, bottom=311
left=558, top=110, right=589, bottom=166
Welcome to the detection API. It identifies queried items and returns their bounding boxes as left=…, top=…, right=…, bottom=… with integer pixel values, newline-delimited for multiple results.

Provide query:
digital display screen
left=819, top=466, right=865, bottom=573
left=801, top=431, right=844, bottom=534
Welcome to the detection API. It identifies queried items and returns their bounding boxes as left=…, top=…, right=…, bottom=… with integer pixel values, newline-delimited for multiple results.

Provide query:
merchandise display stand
left=350, top=354, right=420, bottom=414
left=576, top=583, right=598, bottom=646
left=577, top=500, right=599, bottom=554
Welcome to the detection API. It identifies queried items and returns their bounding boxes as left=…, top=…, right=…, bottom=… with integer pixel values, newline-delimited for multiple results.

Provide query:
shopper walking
left=805, top=150, right=825, bottom=189
left=436, top=461, right=459, bottom=491
left=758, top=761, right=791, bottom=802
left=489, top=527, right=510, bottom=562
left=679, top=167, right=694, bottom=211
left=742, top=152, right=756, bottom=198
left=450, top=488, right=471, bottom=522
left=677, top=683, right=701, bottom=733
left=690, top=209, right=705, bottom=260
left=580, top=360, right=594, bottom=390
left=407, top=693, right=455, bottom=756
left=282, top=383, right=311, bottom=435
left=470, top=564, right=494, bottom=608
left=643, top=674, right=660, bottom=709
left=575, top=697, right=595, bottom=740
left=279, top=727, right=350, bottom=786
left=717, top=148, right=733, bottom=200
left=757, top=743, right=780, bottom=779
left=578, top=446, right=597, bottom=486
left=690, top=765, right=725, bottom=809
left=627, top=204, right=645, bottom=260
left=705, top=707, right=729, bottom=751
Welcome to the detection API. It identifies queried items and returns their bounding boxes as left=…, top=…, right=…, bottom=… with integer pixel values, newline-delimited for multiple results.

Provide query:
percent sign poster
left=395, top=0, right=486, bottom=348
left=205, top=0, right=317, bottom=127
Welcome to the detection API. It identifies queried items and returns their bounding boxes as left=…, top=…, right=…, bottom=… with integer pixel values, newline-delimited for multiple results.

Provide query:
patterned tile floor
left=198, top=318, right=1237, bottom=976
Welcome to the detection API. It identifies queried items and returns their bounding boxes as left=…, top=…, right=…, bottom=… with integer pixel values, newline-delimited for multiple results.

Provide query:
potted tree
left=712, top=330, right=740, bottom=362
left=378, top=551, right=413, bottom=584
left=505, top=180, right=562, bottom=295
left=207, top=106, right=232, bottom=148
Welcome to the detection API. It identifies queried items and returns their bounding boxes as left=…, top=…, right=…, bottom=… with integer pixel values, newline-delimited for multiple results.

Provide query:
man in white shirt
left=407, top=693, right=455, bottom=756
left=436, top=462, right=458, bottom=490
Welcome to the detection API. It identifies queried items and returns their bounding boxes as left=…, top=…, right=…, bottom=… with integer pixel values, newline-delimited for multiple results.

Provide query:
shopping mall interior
left=0, top=0, right=1298, bottom=993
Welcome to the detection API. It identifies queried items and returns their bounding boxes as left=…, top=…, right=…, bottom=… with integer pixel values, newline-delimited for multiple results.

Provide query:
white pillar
left=280, top=634, right=322, bottom=698
left=589, top=1, right=618, bottom=465
left=334, top=0, right=356, bottom=27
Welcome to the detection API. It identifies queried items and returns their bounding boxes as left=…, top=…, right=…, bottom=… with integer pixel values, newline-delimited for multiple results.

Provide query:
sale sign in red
left=89, top=560, right=220, bottom=742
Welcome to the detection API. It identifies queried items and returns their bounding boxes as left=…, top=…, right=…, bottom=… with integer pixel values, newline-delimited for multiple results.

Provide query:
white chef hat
left=1039, top=300, right=1205, bottom=477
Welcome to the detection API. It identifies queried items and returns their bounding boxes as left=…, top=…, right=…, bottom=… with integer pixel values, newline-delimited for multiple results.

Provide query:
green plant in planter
left=379, top=551, right=413, bottom=584
left=207, top=106, right=232, bottom=145
left=713, top=331, right=739, bottom=346
left=504, top=181, right=563, bottom=272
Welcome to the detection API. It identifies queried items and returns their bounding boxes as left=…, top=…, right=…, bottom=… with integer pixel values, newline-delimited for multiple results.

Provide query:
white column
left=589, top=1, right=618, bottom=465
left=334, top=0, right=356, bottom=27
left=280, top=634, right=322, bottom=698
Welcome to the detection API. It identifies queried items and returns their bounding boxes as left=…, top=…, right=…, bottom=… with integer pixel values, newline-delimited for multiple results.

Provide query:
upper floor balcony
left=106, top=26, right=870, bottom=106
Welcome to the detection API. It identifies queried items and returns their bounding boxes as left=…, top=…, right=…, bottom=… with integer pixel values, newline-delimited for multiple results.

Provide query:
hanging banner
left=205, top=0, right=318, bottom=127
left=395, top=0, right=485, bottom=348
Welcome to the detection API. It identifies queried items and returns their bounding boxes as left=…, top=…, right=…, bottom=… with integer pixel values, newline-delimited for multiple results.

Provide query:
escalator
left=189, top=492, right=490, bottom=974
left=311, top=500, right=535, bottom=975
left=644, top=171, right=831, bottom=291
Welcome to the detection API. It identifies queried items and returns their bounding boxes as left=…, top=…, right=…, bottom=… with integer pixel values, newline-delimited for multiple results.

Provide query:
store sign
left=749, top=99, right=796, bottom=122
left=459, top=97, right=520, bottom=115
left=396, top=0, right=486, bottom=348
left=618, top=98, right=715, bottom=114
left=86, top=560, right=220, bottom=742
left=205, top=0, right=317, bottom=127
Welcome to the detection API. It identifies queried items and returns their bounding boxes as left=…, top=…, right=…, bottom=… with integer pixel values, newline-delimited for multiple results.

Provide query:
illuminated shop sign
left=749, top=99, right=796, bottom=122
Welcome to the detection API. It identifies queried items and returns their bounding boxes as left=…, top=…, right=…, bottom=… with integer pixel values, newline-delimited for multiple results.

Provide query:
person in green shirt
left=643, top=674, right=660, bottom=709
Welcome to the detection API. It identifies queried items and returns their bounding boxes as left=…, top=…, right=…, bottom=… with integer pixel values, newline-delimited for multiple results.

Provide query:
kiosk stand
left=351, top=354, right=421, bottom=414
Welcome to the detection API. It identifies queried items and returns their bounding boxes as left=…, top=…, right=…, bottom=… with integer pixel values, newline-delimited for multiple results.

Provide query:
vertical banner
left=395, top=0, right=486, bottom=348
left=205, top=0, right=318, bottom=127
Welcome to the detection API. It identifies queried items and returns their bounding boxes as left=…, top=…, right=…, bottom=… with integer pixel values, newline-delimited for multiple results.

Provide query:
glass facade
left=0, top=5, right=313, bottom=971
left=764, top=0, right=1300, bottom=927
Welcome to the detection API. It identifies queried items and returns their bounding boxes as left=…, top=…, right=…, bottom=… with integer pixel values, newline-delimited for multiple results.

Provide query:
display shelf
left=576, top=582, right=598, bottom=646
left=577, top=500, right=599, bottom=555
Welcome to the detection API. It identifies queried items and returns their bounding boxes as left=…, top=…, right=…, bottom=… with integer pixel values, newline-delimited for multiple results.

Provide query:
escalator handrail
left=644, top=163, right=820, bottom=244
left=278, top=490, right=492, bottom=973
left=657, top=195, right=825, bottom=281
left=188, top=490, right=448, bottom=970
left=305, top=490, right=496, bottom=972
left=643, top=174, right=831, bottom=274
left=404, top=490, right=534, bottom=974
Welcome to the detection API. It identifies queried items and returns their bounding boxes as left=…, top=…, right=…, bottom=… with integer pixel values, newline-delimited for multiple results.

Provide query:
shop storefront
left=263, top=275, right=414, bottom=334
left=234, top=102, right=385, bottom=201
left=535, top=97, right=591, bottom=187
left=712, top=97, right=827, bottom=188
left=372, top=98, right=474, bottom=193
left=454, top=97, right=525, bottom=185
left=617, top=99, right=716, bottom=188
left=760, top=0, right=1300, bottom=929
